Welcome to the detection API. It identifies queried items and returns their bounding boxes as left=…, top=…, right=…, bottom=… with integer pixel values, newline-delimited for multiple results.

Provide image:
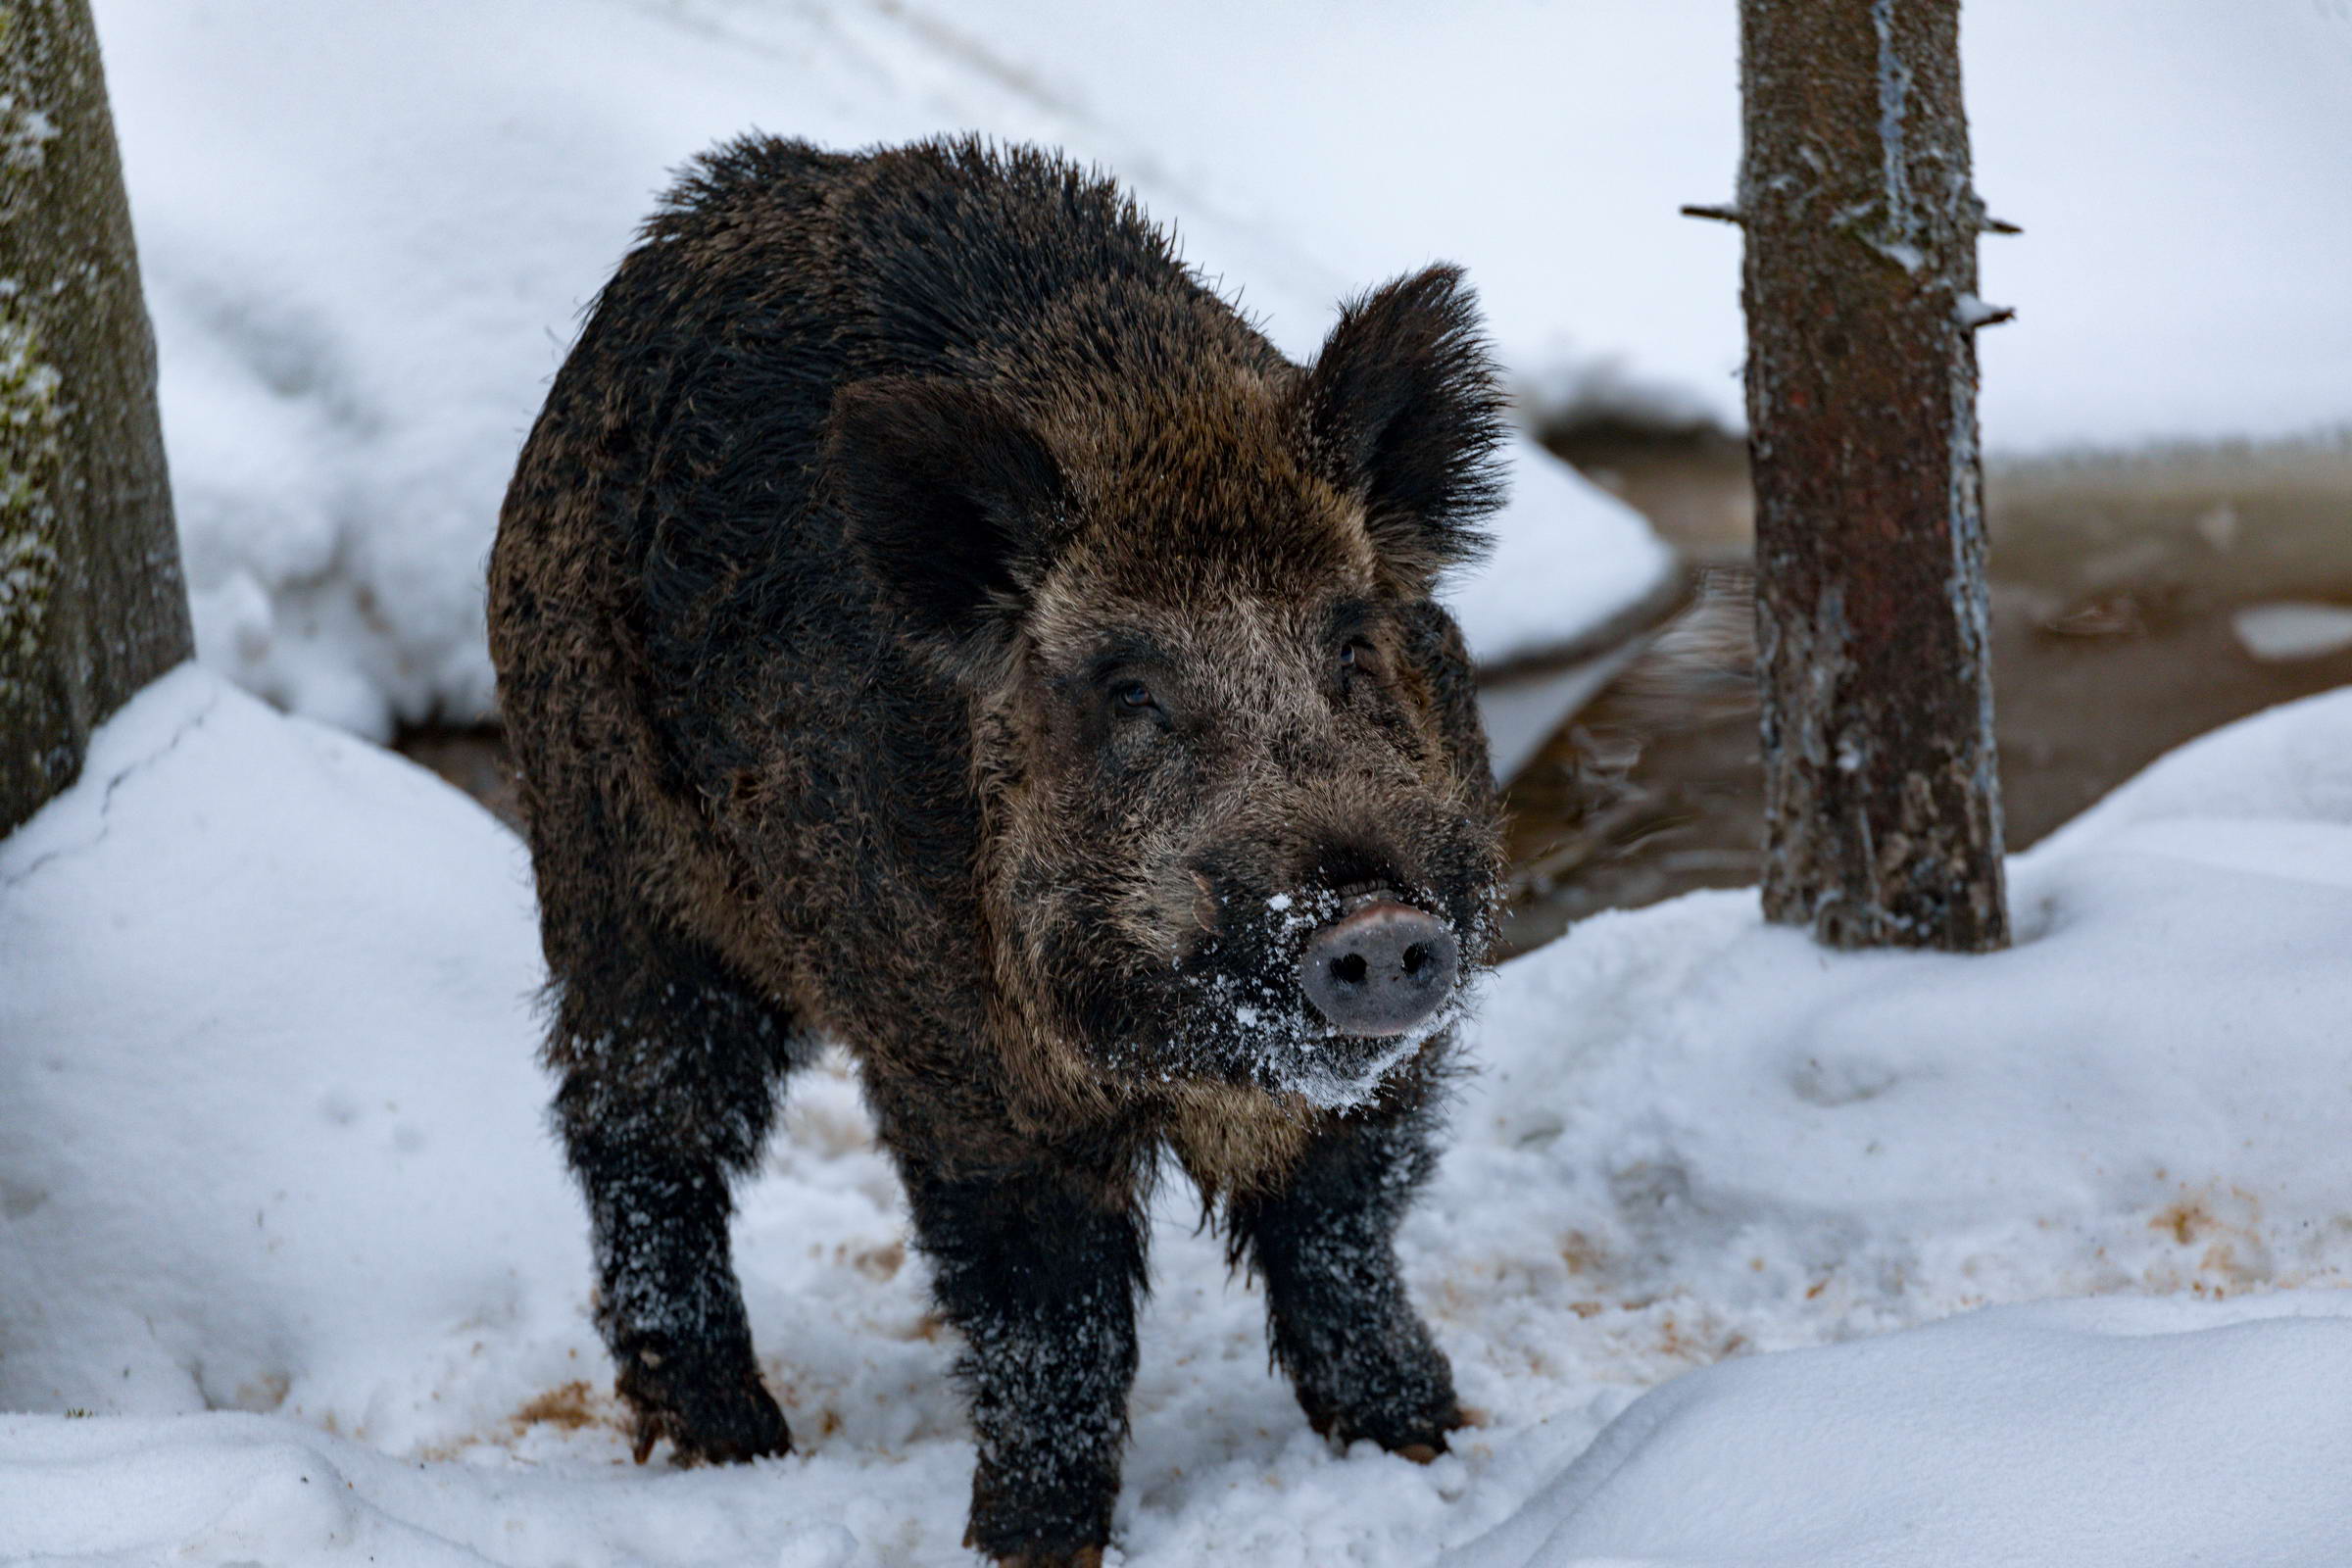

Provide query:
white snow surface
left=94, top=0, right=1669, bottom=739
left=9, top=667, right=2352, bottom=1562
left=2234, top=602, right=2352, bottom=663
left=1447, top=1292, right=2352, bottom=1568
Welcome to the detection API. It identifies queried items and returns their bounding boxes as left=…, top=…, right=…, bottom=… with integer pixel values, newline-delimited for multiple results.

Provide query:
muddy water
left=1498, top=432, right=2352, bottom=956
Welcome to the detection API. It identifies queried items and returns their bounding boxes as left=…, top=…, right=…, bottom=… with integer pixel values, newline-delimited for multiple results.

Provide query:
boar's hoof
left=1312, top=1401, right=1465, bottom=1462
left=963, top=1521, right=1107, bottom=1568
left=617, top=1343, right=791, bottom=1466
left=1299, top=901, right=1458, bottom=1036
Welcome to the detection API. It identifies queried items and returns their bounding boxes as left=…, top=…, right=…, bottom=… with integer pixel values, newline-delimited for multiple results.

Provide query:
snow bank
left=0, top=666, right=583, bottom=1444
left=94, top=0, right=1668, bottom=739
left=1448, top=688, right=2352, bottom=1348
left=8, top=671, right=2352, bottom=1562
left=1449, top=1292, right=2352, bottom=1568
left=1452, top=434, right=1673, bottom=673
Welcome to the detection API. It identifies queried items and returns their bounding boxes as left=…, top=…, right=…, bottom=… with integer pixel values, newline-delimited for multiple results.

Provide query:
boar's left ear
left=1301, top=265, right=1507, bottom=590
left=825, top=376, right=1067, bottom=674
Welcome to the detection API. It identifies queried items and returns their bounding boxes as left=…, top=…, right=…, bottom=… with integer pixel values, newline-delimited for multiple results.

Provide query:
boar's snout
left=1298, top=901, right=1458, bottom=1037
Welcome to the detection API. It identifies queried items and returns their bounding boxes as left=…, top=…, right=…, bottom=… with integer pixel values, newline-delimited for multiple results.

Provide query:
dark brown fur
left=489, top=135, right=1506, bottom=1562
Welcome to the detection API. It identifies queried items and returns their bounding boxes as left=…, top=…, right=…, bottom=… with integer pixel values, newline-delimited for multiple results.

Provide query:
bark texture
left=1, top=0, right=188, bottom=836
left=1738, top=0, right=2008, bottom=951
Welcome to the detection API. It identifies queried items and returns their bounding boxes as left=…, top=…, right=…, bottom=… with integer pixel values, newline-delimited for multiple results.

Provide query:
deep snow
left=1449, top=1292, right=2352, bottom=1568
left=7, top=667, right=2352, bottom=1562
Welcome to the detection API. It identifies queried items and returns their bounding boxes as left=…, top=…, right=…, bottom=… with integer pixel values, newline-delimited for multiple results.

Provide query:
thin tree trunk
left=1, top=0, right=189, bottom=836
left=1737, top=0, right=2009, bottom=952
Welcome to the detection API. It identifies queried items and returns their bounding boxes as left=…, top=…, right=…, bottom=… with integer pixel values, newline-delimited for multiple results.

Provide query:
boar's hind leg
left=546, top=934, right=808, bottom=1466
left=898, top=1148, right=1147, bottom=1565
left=1228, top=1090, right=1462, bottom=1459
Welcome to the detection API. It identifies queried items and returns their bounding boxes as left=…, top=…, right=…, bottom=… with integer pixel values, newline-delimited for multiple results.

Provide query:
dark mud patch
left=1497, top=431, right=2352, bottom=956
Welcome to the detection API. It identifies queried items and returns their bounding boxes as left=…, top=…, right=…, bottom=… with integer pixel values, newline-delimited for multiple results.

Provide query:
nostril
left=1298, top=901, right=1460, bottom=1038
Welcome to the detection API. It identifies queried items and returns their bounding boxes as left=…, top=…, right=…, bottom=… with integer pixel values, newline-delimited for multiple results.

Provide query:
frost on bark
left=1736, top=0, right=2009, bottom=952
left=1, top=0, right=188, bottom=836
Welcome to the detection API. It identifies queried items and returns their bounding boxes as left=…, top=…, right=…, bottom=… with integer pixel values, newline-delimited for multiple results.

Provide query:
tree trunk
left=1, top=0, right=189, bottom=837
left=1737, top=0, right=2009, bottom=952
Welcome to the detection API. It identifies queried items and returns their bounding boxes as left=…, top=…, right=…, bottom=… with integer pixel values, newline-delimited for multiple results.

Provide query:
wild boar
left=489, top=133, right=1506, bottom=1564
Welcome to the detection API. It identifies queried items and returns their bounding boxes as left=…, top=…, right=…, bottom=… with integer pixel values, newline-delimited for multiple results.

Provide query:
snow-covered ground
left=94, top=0, right=1671, bottom=740
left=8, top=666, right=2352, bottom=1563
left=20, top=7, right=2352, bottom=1552
left=1448, top=1292, right=2352, bottom=1568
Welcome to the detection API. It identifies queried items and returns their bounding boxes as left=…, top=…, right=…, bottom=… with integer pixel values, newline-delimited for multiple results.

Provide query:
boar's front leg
left=547, top=936, right=806, bottom=1466
left=1228, top=1076, right=1462, bottom=1458
left=895, top=1137, right=1148, bottom=1567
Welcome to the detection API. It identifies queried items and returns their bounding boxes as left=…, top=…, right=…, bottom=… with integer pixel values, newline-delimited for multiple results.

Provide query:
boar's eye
left=1338, top=637, right=1381, bottom=684
left=1109, top=677, right=1162, bottom=718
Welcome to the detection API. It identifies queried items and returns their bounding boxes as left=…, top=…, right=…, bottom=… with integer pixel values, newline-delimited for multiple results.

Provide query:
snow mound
left=0, top=666, right=582, bottom=1444
left=8, top=670, right=2352, bottom=1561
left=96, top=0, right=1668, bottom=740
left=1449, top=1291, right=2352, bottom=1568
left=1451, top=433, right=1674, bottom=673
left=1450, top=688, right=2352, bottom=1350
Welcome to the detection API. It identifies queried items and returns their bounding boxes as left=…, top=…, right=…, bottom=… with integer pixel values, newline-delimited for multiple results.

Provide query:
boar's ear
left=1301, top=265, right=1506, bottom=589
left=825, top=376, right=1066, bottom=673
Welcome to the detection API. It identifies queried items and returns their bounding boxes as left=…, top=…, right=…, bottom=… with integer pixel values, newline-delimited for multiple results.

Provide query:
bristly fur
left=489, top=133, right=1506, bottom=1565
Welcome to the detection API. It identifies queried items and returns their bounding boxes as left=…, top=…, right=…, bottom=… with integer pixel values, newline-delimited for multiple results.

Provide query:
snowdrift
left=8, top=667, right=2352, bottom=1560
left=1451, top=1292, right=2352, bottom=1568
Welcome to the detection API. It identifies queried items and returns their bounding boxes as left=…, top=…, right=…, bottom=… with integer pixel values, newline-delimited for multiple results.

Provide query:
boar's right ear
left=825, top=376, right=1066, bottom=673
left=1301, top=265, right=1506, bottom=591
